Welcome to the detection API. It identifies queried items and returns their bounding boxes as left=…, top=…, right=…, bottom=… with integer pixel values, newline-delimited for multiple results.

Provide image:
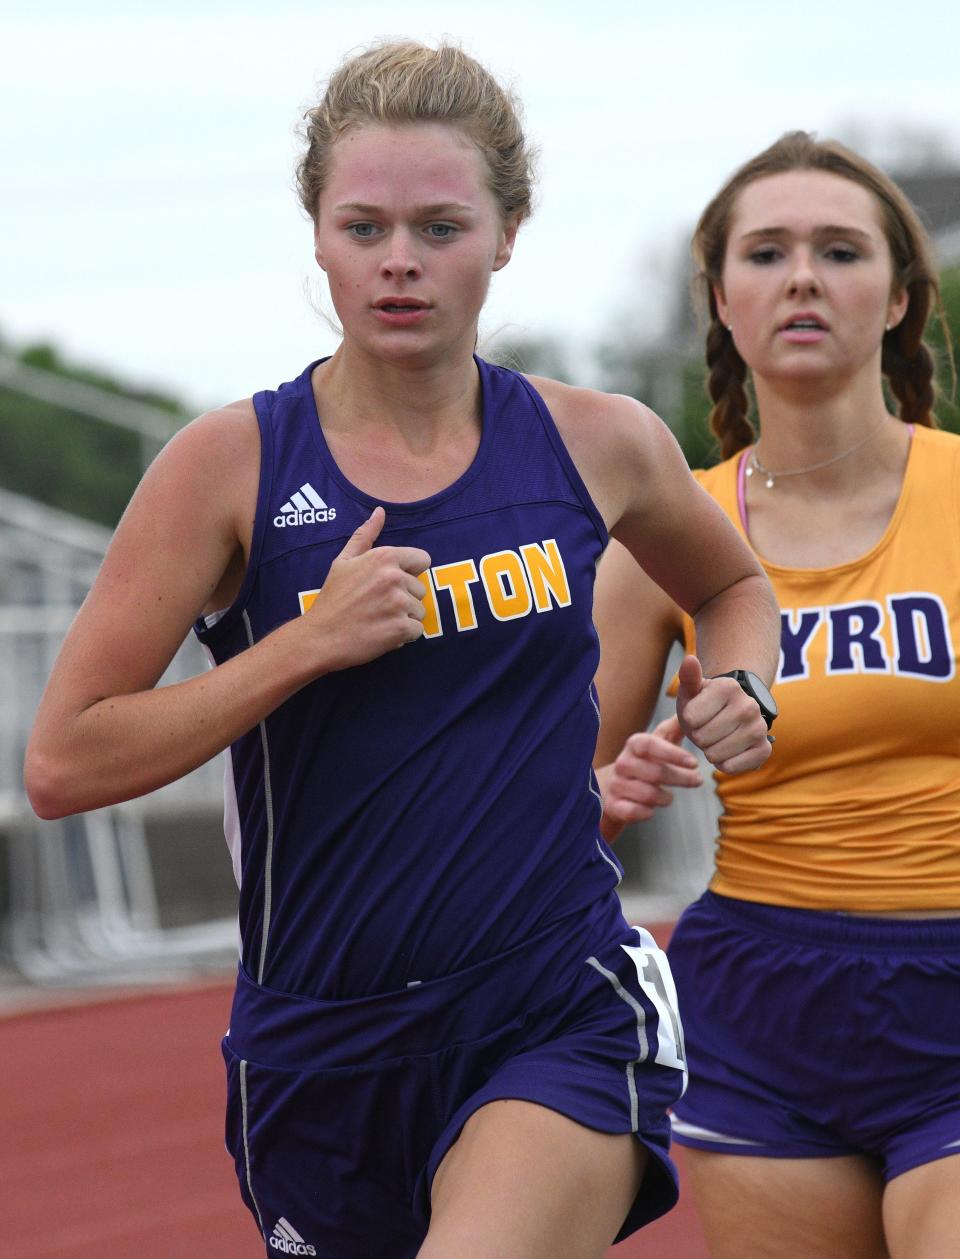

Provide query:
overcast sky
left=3, top=0, right=960, bottom=411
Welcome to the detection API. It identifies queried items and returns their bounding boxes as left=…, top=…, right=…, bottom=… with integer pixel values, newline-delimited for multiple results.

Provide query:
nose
left=380, top=228, right=422, bottom=281
left=786, top=249, right=821, bottom=297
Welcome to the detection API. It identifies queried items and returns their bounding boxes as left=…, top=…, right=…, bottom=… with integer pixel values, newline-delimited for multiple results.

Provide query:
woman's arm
left=610, top=399, right=779, bottom=772
left=592, top=540, right=702, bottom=842
left=24, top=405, right=430, bottom=819
left=593, top=539, right=684, bottom=764
left=537, top=379, right=779, bottom=776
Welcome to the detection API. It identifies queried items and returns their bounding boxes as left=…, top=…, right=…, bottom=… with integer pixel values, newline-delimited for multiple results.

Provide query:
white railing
left=1, top=609, right=236, bottom=984
left=0, top=478, right=235, bottom=986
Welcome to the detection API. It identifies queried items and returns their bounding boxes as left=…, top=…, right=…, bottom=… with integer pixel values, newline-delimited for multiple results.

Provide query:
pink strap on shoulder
left=737, top=448, right=751, bottom=533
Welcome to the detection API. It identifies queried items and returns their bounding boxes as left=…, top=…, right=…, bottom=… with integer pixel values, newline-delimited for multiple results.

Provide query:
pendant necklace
left=747, top=418, right=889, bottom=489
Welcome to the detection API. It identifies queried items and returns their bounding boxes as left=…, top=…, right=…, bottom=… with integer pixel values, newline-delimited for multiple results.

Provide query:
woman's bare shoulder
left=524, top=373, right=688, bottom=526
left=525, top=374, right=659, bottom=441
left=171, top=396, right=259, bottom=460
left=142, top=397, right=259, bottom=510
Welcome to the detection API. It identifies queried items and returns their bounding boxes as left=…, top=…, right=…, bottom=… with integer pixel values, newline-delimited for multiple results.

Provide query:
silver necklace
left=746, top=418, right=888, bottom=489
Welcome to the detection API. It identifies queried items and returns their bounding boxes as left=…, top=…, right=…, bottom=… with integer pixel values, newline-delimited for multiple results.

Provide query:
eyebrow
left=332, top=201, right=477, bottom=216
left=738, top=225, right=876, bottom=245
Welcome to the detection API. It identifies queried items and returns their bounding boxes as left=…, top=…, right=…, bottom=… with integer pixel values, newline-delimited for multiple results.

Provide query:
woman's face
left=716, top=169, right=908, bottom=392
left=313, top=121, right=518, bottom=367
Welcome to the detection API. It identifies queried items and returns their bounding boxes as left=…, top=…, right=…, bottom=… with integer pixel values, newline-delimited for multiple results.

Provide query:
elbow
left=23, top=746, right=84, bottom=820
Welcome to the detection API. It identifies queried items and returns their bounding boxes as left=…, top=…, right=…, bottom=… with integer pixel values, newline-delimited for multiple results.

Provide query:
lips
left=374, top=298, right=430, bottom=312
left=780, top=312, right=828, bottom=331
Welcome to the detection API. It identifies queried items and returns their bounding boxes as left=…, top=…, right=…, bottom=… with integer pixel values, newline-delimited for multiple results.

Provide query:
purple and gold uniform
left=196, top=357, right=686, bottom=1257
left=669, top=427, right=960, bottom=1177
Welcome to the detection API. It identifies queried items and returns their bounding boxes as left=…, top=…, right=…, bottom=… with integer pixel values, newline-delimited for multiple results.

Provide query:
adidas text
left=273, top=507, right=337, bottom=528
left=269, top=1238, right=316, bottom=1256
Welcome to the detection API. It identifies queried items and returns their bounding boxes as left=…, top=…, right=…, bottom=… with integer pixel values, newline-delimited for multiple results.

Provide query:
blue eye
left=348, top=223, right=377, bottom=239
left=427, top=223, right=457, bottom=239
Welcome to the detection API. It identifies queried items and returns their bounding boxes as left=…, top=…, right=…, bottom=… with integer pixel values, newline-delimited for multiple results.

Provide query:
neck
left=315, top=340, right=482, bottom=437
left=751, top=371, right=893, bottom=468
left=744, top=367, right=914, bottom=498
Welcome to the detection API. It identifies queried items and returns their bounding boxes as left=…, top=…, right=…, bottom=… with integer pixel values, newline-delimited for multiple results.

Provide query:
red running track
left=1, top=979, right=708, bottom=1258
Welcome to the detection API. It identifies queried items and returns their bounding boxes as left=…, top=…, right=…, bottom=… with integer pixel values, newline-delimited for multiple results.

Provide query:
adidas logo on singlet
left=273, top=482, right=337, bottom=528
left=269, top=1216, right=317, bottom=1255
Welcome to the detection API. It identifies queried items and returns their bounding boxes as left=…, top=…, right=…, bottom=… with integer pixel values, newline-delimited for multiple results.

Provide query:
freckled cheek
left=329, top=278, right=361, bottom=296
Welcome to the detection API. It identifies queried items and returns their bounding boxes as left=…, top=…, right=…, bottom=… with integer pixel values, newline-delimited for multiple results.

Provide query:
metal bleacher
left=0, top=484, right=239, bottom=986
left=0, top=356, right=241, bottom=988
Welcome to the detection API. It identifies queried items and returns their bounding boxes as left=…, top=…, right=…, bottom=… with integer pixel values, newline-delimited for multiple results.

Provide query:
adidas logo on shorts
left=273, top=482, right=337, bottom=528
left=269, top=1216, right=317, bottom=1255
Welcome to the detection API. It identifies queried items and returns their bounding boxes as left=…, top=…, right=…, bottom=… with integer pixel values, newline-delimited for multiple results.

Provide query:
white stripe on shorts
left=240, top=1059, right=266, bottom=1234
left=670, top=1114, right=766, bottom=1146
left=585, top=955, right=649, bottom=1131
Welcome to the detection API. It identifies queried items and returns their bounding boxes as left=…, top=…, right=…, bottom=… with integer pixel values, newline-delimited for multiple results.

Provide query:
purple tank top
left=195, top=357, right=622, bottom=998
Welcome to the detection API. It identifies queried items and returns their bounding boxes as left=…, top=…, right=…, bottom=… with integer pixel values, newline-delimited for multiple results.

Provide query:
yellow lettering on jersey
left=299, top=588, right=321, bottom=614
left=432, top=560, right=481, bottom=631
left=480, top=550, right=533, bottom=621
left=520, top=539, right=571, bottom=611
left=418, top=569, right=441, bottom=639
left=297, top=539, right=571, bottom=636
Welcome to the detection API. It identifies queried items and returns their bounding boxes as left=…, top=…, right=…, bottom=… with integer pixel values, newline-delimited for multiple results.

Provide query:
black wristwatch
left=714, top=670, right=778, bottom=729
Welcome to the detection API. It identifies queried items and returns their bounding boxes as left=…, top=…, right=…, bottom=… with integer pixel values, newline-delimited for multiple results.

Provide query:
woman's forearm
left=25, top=617, right=319, bottom=819
left=691, top=573, right=781, bottom=684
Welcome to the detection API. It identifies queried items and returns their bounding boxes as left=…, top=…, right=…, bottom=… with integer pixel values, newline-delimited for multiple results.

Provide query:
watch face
left=744, top=671, right=777, bottom=717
